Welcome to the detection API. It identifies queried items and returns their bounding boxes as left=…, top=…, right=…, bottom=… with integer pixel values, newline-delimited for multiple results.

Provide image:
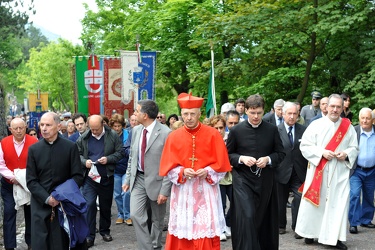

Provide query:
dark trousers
left=1, top=178, right=31, bottom=248
left=219, top=184, right=232, bottom=227
left=82, top=176, right=114, bottom=241
left=277, top=170, right=302, bottom=230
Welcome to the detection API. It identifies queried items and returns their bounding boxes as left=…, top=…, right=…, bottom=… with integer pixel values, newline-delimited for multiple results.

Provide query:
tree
left=17, top=39, right=85, bottom=111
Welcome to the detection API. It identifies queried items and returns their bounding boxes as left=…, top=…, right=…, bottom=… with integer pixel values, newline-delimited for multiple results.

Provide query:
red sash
left=299, top=118, right=351, bottom=206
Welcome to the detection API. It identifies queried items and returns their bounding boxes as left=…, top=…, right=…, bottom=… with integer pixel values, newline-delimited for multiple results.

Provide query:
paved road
left=4, top=200, right=375, bottom=249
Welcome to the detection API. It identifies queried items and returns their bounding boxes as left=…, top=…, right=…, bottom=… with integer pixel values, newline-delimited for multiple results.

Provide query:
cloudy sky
left=28, top=0, right=97, bottom=44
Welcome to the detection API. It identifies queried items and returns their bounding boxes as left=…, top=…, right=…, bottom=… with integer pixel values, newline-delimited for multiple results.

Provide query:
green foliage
left=17, top=39, right=85, bottom=111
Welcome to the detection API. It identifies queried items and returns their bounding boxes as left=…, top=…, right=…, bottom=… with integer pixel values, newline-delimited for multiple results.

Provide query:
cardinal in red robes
left=159, top=93, right=231, bottom=250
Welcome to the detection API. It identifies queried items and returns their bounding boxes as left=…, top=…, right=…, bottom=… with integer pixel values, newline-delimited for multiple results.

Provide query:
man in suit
left=123, top=99, right=171, bottom=250
left=235, top=98, right=248, bottom=122
left=300, top=91, right=322, bottom=125
left=263, top=99, right=285, bottom=126
left=276, top=102, right=308, bottom=238
left=348, top=108, right=375, bottom=234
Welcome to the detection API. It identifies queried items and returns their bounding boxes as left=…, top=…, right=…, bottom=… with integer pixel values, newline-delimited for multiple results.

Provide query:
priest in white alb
left=295, top=94, right=358, bottom=250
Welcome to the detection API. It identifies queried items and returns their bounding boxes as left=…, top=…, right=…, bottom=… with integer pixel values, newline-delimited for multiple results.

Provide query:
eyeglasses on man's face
left=157, top=116, right=162, bottom=119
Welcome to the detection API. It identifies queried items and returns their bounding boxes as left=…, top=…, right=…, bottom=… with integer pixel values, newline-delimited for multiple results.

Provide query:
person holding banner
left=295, top=94, right=358, bottom=250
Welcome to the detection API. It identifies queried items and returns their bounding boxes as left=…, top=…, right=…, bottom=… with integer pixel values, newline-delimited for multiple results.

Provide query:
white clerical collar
left=247, top=119, right=262, bottom=128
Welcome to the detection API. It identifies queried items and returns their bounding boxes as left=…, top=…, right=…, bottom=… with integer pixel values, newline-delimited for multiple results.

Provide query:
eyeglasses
left=157, top=116, right=162, bottom=119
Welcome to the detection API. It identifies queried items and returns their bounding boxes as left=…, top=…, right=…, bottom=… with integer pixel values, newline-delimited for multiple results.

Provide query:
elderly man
left=300, top=91, right=322, bottom=125
left=348, top=108, right=375, bottom=234
left=276, top=102, right=307, bottom=237
left=295, top=94, right=358, bottom=250
left=227, top=94, right=285, bottom=250
left=159, top=93, right=231, bottom=250
left=0, top=118, right=38, bottom=250
left=263, top=99, right=286, bottom=126
left=77, top=115, right=124, bottom=248
left=26, top=112, right=86, bottom=250
left=123, top=100, right=171, bottom=250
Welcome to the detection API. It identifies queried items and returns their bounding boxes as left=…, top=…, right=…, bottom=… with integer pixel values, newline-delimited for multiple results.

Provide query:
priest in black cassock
left=226, top=94, right=285, bottom=250
left=26, top=112, right=86, bottom=250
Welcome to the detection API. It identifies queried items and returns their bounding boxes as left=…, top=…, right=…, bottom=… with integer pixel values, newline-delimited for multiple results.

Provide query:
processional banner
left=120, top=51, right=156, bottom=110
left=103, top=57, right=134, bottom=118
left=75, top=56, right=103, bottom=116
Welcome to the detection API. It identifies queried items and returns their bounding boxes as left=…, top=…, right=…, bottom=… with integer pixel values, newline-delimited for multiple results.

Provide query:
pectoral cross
left=189, top=156, right=198, bottom=168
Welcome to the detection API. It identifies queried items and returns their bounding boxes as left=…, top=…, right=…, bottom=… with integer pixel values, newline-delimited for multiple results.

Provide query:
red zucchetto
left=177, top=92, right=204, bottom=109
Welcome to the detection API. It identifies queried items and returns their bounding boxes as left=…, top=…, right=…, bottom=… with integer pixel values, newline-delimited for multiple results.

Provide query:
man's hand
left=256, top=157, right=269, bottom=168
left=323, top=150, right=336, bottom=161
left=97, top=156, right=108, bottom=165
left=240, top=156, right=257, bottom=167
left=184, top=168, right=196, bottom=179
left=48, top=196, right=59, bottom=207
left=157, top=194, right=168, bottom=205
left=10, top=177, right=19, bottom=185
left=336, top=152, right=347, bottom=161
left=86, top=160, right=93, bottom=168
left=195, top=169, right=208, bottom=179
left=122, top=184, right=130, bottom=192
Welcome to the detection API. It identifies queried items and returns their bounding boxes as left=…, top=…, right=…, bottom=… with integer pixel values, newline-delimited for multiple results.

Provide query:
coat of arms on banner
left=84, top=69, right=103, bottom=94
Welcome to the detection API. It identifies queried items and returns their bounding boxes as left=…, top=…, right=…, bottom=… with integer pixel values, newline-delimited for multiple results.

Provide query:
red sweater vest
left=1, top=135, right=38, bottom=182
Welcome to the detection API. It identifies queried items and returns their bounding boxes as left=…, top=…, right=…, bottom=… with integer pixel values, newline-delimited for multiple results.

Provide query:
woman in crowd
left=108, top=114, right=132, bottom=226
left=166, top=114, right=178, bottom=129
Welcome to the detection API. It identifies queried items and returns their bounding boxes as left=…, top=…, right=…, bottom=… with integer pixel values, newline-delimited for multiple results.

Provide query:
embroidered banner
left=75, top=56, right=103, bottom=116
left=120, top=51, right=156, bottom=110
left=103, top=57, right=134, bottom=118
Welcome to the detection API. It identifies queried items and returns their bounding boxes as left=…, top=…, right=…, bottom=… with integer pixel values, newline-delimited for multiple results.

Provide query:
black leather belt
left=357, top=165, right=375, bottom=171
left=137, top=170, right=144, bottom=174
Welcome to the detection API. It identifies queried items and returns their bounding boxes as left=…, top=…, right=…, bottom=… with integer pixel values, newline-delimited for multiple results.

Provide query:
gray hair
left=282, top=102, right=298, bottom=113
left=328, top=94, right=344, bottom=106
left=359, top=107, right=373, bottom=118
left=274, top=99, right=285, bottom=108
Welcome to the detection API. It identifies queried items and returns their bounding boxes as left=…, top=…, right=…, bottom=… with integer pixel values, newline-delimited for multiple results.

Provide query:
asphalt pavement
left=3, top=200, right=375, bottom=249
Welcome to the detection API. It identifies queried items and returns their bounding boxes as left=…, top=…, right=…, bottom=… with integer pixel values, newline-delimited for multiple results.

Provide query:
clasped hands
left=240, top=156, right=269, bottom=168
left=184, top=168, right=208, bottom=180
left=323, top=150, right=347, bottom=161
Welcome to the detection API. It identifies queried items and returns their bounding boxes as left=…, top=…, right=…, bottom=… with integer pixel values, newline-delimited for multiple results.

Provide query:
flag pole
left=210, top=42, right=216, bottom=116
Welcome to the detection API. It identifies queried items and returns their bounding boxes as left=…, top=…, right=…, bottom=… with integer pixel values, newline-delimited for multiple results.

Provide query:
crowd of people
left=0, top=91, right=374, bottom=250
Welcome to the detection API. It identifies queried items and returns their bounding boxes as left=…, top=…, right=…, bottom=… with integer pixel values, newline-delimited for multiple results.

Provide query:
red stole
left=299, top=118, right=351, bottom=206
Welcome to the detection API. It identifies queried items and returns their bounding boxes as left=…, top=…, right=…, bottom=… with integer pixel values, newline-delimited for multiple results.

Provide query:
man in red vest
left=0, top=117, right=38, bottom=250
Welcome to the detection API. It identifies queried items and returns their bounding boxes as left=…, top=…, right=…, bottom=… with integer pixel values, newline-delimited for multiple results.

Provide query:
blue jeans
left=114, top=173, right=130, bottom=220
left=349, top=167, right=375, bottom=226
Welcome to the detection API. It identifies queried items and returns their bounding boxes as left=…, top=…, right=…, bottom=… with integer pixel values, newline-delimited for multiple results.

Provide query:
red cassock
left=159, top=123, right=231, bottom=250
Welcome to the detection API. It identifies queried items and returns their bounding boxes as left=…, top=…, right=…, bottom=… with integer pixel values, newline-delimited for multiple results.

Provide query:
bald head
left=320, top=97, right=329, bottom=115
left=10, top=118, right=27, bottom=142
left=40, top=112, right=61, bottom=142
left=88, top=115, right=104, bottom=136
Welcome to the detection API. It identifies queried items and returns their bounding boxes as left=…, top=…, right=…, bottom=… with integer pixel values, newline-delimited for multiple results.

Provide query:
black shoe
left=360, top=223, right=375, bottom=228
left=102, top=234, right=113, bottom=242
left=335, top=240, right=348, bottom=250
left=279, top=228, right=286, bottom=234
left=294, top=233, right=303, bottom=239
left=304, top=238, right=314, bottom=244
left=349, top=226, right=358, bottom=234
left=86, top=238, right=94, bottom=248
